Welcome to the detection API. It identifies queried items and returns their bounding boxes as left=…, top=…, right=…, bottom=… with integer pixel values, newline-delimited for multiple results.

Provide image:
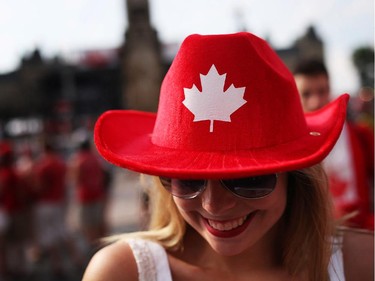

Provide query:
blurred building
left=122, top=0, right=164, bottom=112
left=277, top=26, right=324, bottom=69
left=0, top=48, right=122, bottom=141
left=0, top=0, right=323, bottom=142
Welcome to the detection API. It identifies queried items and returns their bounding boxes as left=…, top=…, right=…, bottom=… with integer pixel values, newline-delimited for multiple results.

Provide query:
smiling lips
left=208, top=215, right=248, bottom=231
left=204, top=212, right=256, bottom=238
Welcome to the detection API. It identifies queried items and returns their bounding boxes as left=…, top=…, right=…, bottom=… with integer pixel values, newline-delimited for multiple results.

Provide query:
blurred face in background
left=294, top=73, right=330, bottom=112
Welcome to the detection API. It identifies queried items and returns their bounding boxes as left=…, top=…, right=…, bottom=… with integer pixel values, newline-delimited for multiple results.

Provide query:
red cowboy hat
left=94, top=32, right=348, bottom=179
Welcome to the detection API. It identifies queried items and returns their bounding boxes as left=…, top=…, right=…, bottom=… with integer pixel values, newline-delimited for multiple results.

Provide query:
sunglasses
left=159, top=174, right=278, bottom=199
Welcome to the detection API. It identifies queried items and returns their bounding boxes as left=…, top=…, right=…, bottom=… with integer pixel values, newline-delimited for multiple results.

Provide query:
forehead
left=294, top=74, right=329, bottom=88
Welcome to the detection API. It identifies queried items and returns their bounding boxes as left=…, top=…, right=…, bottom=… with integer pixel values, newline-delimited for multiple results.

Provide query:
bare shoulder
left=82, top=240, right=138, bottom=281
left=342, top=228, right=374, bottom=281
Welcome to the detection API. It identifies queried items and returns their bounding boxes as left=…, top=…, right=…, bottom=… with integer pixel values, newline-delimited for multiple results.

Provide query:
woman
left=83, top=32, right=373, bottom=281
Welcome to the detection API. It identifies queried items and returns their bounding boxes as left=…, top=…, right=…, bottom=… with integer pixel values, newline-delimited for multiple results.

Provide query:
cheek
left=251, top=196, right=287, bottom=222
left=172, top=197, right=200, bottom=214
left=172, top=198, right=202, bottom=228
left=268, top=195, right=287, bottom=220
left=272, top=179, right=288, bottom=213
left=250, top=175, right=288, bottom=216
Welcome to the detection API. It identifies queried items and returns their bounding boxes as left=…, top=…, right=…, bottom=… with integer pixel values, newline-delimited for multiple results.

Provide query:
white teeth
left=208, top=215, right=248, bottom=231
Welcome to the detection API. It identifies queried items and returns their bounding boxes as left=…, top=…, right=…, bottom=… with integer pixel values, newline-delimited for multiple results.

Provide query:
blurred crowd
left=0, top=135, right=112, bottom=281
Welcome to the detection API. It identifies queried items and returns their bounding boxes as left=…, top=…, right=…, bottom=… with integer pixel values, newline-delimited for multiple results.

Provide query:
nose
left=307, top=93, right=324, bottom=112
left=201, top=180, right=236, bottom=214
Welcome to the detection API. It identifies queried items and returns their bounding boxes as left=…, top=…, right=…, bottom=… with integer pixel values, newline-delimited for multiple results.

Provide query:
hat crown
left=152, top=32, right=307, bottom=151
left=94, top=32, right=348, bottom=178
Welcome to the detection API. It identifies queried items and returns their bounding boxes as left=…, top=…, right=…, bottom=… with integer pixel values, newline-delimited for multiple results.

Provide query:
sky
left=0, top=0, right=373, bottom=95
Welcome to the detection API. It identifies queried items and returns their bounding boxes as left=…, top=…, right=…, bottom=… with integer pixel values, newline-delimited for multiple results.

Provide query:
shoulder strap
left=328, top=236, right=346, bottom=281
left=127, top=239, right=173, bottom=281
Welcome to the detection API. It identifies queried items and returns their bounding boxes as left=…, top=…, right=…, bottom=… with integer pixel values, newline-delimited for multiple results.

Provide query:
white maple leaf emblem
left=182, top=64, right=247, bottom=132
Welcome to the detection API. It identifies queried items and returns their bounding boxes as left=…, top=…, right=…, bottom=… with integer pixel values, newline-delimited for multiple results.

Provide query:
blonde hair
left=283, top=165, right=334, bottom=281
left=102, top=176, right=186, bottom=249
left=104, top=164, right=334, bottom=280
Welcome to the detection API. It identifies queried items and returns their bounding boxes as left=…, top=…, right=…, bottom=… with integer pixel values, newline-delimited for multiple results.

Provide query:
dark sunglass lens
left=223, top=174, right=277, bottom=198
left=159, top=177, right=205, bottom=198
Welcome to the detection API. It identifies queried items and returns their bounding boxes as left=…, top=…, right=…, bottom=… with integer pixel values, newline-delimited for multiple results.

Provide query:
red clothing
left=73, top=150, right=105, bottom=203
left=0, top=166, right=22, bottom=213
left=34, top=152, right=67, bottom=203
left=325, top=121, right=374, bottom=230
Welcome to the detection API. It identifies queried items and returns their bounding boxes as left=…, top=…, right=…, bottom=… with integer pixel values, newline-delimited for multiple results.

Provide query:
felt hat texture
left=95, top=32, right=348, bottom=179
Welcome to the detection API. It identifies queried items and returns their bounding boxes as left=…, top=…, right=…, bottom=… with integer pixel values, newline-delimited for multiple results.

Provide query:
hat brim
left=94, top=94, right=349, bottom=179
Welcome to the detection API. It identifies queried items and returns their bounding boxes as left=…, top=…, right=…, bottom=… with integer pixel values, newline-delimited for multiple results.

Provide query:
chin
left=207, top=238, right=253, bottom=257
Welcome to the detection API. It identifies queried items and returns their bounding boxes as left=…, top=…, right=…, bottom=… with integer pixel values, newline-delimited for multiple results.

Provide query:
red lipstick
left=203, top=212, right=256, bottom=238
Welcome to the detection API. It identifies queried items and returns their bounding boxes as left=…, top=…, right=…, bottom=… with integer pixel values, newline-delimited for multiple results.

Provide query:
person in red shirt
left=32, top=141, right=71, bottom=275
left=34, top=143, right=66, bottom=203
left=0, top=141, right=26, bottom=279
left=294, top=59, right=374, bottom=230
left=0, top=142, right=21, bottom=221
left=69, top=139, right=107, bottom=246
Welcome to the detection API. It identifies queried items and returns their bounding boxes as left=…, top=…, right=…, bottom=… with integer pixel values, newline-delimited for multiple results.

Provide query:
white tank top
left=127, top=238, right=345, bottom=281
left=127, top=239, right=173, bottom=281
